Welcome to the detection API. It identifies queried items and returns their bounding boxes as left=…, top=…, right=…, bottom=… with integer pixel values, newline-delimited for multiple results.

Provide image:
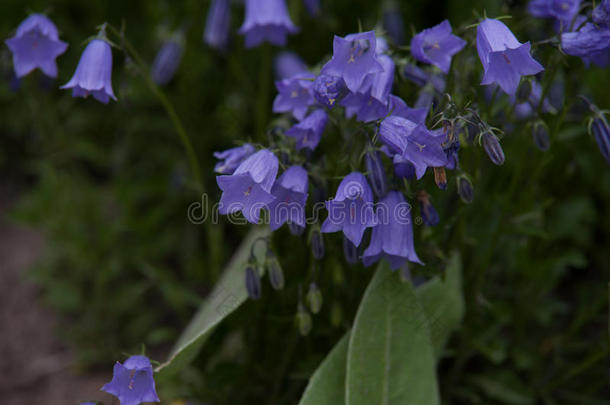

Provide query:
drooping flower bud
left=433, top=167, right=447, bottom=190
left=310, top=228, right=325, bottom=259
left=151, top=32, right=184, bottom=86
left=267, top=254, right=285, bottom=290
left=306, top=282, right=323, bottom=314
left=204, top=0, right=231, bottom=51
left=591, top=115, right=610, bottom=164
left=457, top=176, right=474, bottom=204
left=245, top=265, right=262, bottom=300
left=417, top=191, right=440, bottom=227
left=295, top=303, right=312, bottom=336
left=365, top=150, right=388, bottom=198
left=482, top=132, right=505, bottom=165
left=342, top=236, right=358, bottom=265
left=532, top=122, right=551, bottom=152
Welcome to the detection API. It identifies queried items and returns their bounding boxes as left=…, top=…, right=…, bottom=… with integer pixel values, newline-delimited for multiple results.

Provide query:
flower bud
left=342, top=236, right=358, bottom=265
left=296, top=304, right=312, bottom=336
left=365, top=150, right=388, bottom=198
left=310, top=229, right=325, bottom=259
left=457, top=176, right=474, bottom=204
left=433, top=167, right=447, bottom=190
left=591, top=116, right=610, bottom=164
left=151, top=34, right=184, bottom=86
left=245, top=265, right=261, bottom=300
left=516, top=80, right=532, bottom=104
left=532, top=122, right=551, bottom=152
left=288, top=222, right=306, bottom=236
left=306, top=282, right=323, bottom=314
left=417, top=191, right=439, bottom=227
left=482, top=132, right=505, bottom=165
left=403, top=63, right=430, bottom=87
left=267, top=256, right=285, bottom=290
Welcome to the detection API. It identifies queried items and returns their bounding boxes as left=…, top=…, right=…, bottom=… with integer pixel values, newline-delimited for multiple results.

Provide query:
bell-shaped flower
left=272, top=74, right=315, bottom=120
left=476, top=19, right=544, bottom=95
left=5, top=13, right=68, bottom=78
left=362, top=191, right=422, bottom=269
left=321, top=172, right=377, bottom=246
left=410, top=20, right=466, bottom=73
left=238, top=0, right=298, bottom=48
left=213, top=143, right=256, bottom=174
left=151, top=31, right=184, bottom=86
left=561, top=23, right=610, bottom=67
left=593, top=0, right=610, bottom=27
left=528, top=0, right=581, bottom=27
left=204, top=0, right=231, bottom=51
left=274, top=51, right=309, bottom=79
left=320, top=31, right=384, bottom=92
left=388, top=95, right=428, bottom=124
left=267, top=165, right=309, bottom=230
left=101, top=355, right=160, bottom=405
left=217, top=149, right=278, bottom=223
left=285, top=109, right=328, bottom=150
left=61, top=39, right=116, bottom=103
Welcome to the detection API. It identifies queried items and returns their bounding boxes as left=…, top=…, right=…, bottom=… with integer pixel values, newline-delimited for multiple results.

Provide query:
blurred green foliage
left=1, top=0, right=609, bottom=403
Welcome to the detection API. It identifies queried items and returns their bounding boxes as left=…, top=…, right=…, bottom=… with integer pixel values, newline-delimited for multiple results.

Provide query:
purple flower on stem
left=321, top=172, right=377, bottom=246
left=217, top=149, right=279, bottom=223
left=365, top=150, right=388, bottom=199
left=320, top=31, right=384, bottom=92
left=5, top=13, right=68, bottom=78
left=383, top=10, right=406, bottom=45
left=151, top=33, right=184, bottom=86
left=476, top=18, right=544, bottom=95
left=285, top=109, right=328, bottom=150
left=312, top=74, right=348, bottom=108
left=417, top=191, right=439, bottom=226
left=593, top=0, right=610, bottom=27
left=101, top=355, right=160, bottom=405
left=528, top=0, right=581, bottom=27
left=362, top=191, right=422, bottom=269
left=561, top=23, right=610, bottom=67
left=482, top=132, right=505, bottom=165
left=379, top=115, right=419, bottom=154
left=402, top=125, right=450, bottom=179
left=272, top=74, right=315, bottom=120
left=214, top=143, right=256, bottom=174
left=204, top=0, right=231, bottom=51
left=61, top=39, right=116, bottom=103
left=388, top=95, right=428, bottom=124
left=411, top=20, right=466, bottom=73
left=238, top=0, right=298, bottom=48
left=274, top=51, right=309, bottom=79
left=267, top=165, right=309, bottom=230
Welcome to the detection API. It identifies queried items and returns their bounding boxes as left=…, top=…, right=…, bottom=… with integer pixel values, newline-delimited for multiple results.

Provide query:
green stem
left=107, top=24, right=204, bottom=193
left=256, top=44, right=272, bottom=139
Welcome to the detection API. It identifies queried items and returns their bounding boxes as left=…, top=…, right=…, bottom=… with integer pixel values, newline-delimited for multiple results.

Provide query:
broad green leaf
left=346, top=264, right=440, bottom=405
left=298, top=332, right=350, bottom=405
left=416, top=251, right=465, bottom=357
left=155, top=227, right=270, bottom=376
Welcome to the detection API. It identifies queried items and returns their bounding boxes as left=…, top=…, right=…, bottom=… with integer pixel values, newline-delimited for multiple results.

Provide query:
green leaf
left=155, top=227, right=270, bottom=377
left=416, top=251, right=465, bottom=357
left=298, top=333, right=350, bottom=405
left=346, top=264, right=440, bottom=405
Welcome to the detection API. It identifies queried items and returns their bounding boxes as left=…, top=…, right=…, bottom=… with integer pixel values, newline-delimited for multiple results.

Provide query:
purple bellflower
left=383, top=9, right=406, bottom=45
left=388, top=95, right=428, bottom=124
left=528, top=0, right=581, bottom=27
left=379, top=116, right=448, bottom=179
left=362, top=191, right=422, bottom=269
left=214, top=143, right=256, bottom=174
left=285, top=109, right=328, bottom=150
left=204, top=0, right=231, bottom=51
left=217, top=149, right=279, bottom=223
left=476, top=19, right=544, bottom=95
left=274, top=51, right=309, bottom=79
left=5, top=13, right=68, bottom=79
left=272, top=74, right=315, bottom=120
left=418, top=192, right=440, bottom=226
left=320, top=31, right=384, bottom=92
left=101, top=355, right=160, bottom=405
left=151, top=32, right=184, bottom=86
left=61, top=39, right=116, bottom=103
left=321, top=172, right=377, bottom=246
left=312, top=74, right=348, bottom=108
left=238, top=0, right=298, bottom=48
left=339, top=54, right=395, bottom=122
left=267, top=165, right=309, bottom=230
left=561, top=23, right=610, bottom=67
left=410, top=20, right=466, bottom=73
